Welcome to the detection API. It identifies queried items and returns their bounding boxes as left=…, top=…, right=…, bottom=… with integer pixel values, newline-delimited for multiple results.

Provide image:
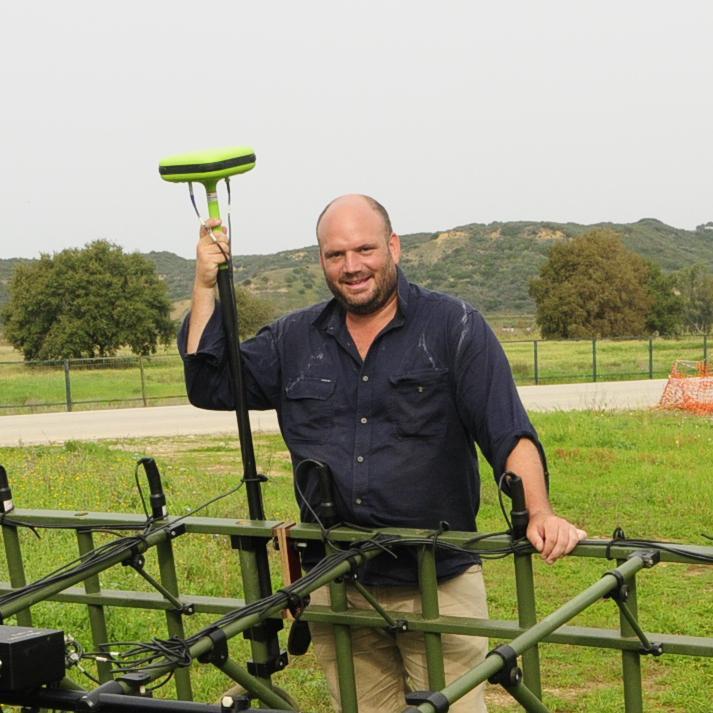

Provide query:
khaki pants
left=309, top=565, right=489, bottom=713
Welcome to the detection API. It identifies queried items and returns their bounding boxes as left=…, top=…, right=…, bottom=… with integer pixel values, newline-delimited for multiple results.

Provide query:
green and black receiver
left=159, top=146, right=256, bottom=233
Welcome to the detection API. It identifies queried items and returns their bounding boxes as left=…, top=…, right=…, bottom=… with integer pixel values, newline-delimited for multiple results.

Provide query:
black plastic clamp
left=278, top=589, right=311, bottom=619
left=388, top=618, right=409, bottom=633
left=641, top=641, right=664, bottom=657
left=486, top=644, right=522, bottom=688
left=404, top=690, right=450, bottom=712
left=197, top=628, right=229, bottom=665
left=335, top=554, right=361, bottom=583
left=243, top=618, right=283, bottom=643
left=122, top=551, right=146, bottom=570
left=168, top=523, right=187, bottom=539
left=113, top=671, right=153, bottom=698
left=247, top=650, right=289, bottom=677
left=603, top=569, right=628, bottom=602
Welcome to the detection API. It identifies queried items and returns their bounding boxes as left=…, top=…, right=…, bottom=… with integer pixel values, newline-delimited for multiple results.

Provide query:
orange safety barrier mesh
left=659, top=360, right=713, bottom=414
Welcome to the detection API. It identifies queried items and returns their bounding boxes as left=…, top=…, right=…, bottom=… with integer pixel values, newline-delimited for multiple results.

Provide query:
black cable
left=0, top=475, right=245, bottom=611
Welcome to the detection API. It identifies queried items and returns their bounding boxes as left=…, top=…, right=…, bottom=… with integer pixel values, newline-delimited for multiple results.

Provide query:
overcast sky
left=1, top=1, right=711, bottom=260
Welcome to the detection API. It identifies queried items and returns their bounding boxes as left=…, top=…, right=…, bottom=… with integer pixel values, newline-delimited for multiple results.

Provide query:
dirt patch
left=535, top=228, right=568, bottom=242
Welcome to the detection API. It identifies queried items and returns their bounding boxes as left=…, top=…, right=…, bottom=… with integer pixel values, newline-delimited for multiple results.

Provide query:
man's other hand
left=526, top=512, right=587, bottom=564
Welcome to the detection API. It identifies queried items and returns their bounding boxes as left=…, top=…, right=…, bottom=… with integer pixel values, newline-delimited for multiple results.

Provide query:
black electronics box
left=0, top=625, right=65, bottom=690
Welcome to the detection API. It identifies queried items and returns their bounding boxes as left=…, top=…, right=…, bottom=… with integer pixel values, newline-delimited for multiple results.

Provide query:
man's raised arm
left=186, top=218, right=229, bottom=354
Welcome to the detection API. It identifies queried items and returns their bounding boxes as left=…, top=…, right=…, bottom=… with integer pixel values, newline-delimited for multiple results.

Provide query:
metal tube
left=0, top=527, right=171, bottom=619
left=414, top=556, right=648, bottom=711
left=155, top=536, right=193, bottom=700
left=513, top=553, right=542, bottom=696
left=330, top=578, right=358, bottom=713
left=0, top=522, right=32, bottom=626
left=237, top=543, right=275, bottom=689
left=502, top=679, right=552, bottom=712
left=617, top=566, right=643, bottom=713
left=77, top=530, right=112, bottom=683
left=418, top=546, right=446, bottom=690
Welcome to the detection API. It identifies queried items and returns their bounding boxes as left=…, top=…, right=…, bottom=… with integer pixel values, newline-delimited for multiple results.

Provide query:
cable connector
left=0, top=465, right=14, bottom=513
left=139, top=457, right=168, bottom=520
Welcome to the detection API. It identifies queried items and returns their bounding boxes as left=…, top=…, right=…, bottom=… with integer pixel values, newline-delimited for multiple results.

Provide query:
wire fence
left=0, top=334, right=710, bottom=414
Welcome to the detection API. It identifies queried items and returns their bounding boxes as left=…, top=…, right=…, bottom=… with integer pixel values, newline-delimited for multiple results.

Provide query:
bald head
left=316, top=194, right=393, bottom=244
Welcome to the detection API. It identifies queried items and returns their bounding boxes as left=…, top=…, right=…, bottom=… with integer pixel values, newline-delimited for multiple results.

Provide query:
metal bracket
left=486, top=644, right=523, bottom=688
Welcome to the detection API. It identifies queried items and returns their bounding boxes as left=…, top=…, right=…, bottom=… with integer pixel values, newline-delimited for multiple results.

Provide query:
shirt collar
left=313, top=267, right=411, bottom=332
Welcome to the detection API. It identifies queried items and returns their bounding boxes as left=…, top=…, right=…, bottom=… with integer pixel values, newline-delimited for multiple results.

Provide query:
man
left=180, top=194, right=586, bottom=712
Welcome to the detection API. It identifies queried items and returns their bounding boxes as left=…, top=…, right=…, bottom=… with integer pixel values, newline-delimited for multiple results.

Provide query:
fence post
left=533, top=340, right=539, bottom=385
left=63, top=359, right=73, bottom=412
left=704, top=334, right=708, bottom=368
left=139, top=356, right=148, bottom=407
left=648, top=338, right=654, bottom=379
left=592, top=339, right=597, bottom=382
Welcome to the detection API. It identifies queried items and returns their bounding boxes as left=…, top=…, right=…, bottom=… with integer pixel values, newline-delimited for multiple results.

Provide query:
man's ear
left=388, top=233, right=401, bottom=265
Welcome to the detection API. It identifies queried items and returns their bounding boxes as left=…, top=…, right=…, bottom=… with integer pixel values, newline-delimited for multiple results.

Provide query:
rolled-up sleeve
left=178, top=305, right=280, bottom=411
left=452, top=307, right=547, bottom=485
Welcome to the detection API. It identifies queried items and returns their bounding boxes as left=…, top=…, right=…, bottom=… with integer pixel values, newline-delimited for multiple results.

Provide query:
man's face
left=318, top=200, right=401, bottom=315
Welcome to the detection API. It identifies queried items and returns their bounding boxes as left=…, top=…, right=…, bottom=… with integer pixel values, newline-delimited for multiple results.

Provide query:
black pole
left=216, top=266, right=265, bottom=521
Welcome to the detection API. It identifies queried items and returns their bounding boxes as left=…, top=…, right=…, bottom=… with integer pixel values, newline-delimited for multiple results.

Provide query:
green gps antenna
left=159, top=145, right=256, bottom=230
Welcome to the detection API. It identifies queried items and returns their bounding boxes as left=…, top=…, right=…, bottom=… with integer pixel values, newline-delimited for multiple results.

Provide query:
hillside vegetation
left=2, top=219, right=712, bottom=317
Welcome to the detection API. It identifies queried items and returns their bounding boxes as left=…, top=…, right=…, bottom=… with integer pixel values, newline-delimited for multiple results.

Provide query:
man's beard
left=326, top=262, right=398, bottom=315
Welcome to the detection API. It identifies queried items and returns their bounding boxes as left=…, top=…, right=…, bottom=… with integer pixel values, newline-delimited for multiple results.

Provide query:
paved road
left=0, top=379, right=668, bottom=447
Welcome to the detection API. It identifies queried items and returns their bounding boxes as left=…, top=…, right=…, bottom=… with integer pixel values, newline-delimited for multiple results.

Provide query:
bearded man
left=180, top=194, right=585, bottom=713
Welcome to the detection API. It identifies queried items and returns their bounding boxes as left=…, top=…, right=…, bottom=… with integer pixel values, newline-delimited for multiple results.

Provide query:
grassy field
left=1, top=336, right=710, bottom=415
left=0, top=410, right=711, bottom=711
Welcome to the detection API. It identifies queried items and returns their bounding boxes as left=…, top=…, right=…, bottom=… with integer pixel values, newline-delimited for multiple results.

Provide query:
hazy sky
left=1, top=1, right=711, bottom=260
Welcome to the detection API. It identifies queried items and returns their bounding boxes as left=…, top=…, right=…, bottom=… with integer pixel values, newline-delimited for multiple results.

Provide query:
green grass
left=0, top=411, right=711, bottom=711
left=1, top=336, right=710, bottom=414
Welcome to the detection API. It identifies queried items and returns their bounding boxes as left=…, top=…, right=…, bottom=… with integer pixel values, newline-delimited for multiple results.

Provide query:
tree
left=1, top=241, right=175, bottom=360
left=644, top=263, right=684, bottom=336
left=234, top=286, right=275, bottom=338
left=674, top=264, right=713, bottom=334
left=529, top=230, right=654, bottom=338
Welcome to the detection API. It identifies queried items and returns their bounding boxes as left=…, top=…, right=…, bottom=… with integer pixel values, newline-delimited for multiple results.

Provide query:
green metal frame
left=0, top=509, right=711, bottom=712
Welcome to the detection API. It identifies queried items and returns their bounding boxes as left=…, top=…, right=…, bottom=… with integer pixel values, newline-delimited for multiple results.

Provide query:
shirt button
left=355, top=498, right=363, bottom=505
left=362, top=375, right=369, bottom=382
left=356, top=455, right=364, bottom=463
left=360, top=417, right=367, bottom=424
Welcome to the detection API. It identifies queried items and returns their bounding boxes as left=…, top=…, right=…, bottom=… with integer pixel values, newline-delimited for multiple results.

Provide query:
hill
left=2, top=220, right=712, bottom=318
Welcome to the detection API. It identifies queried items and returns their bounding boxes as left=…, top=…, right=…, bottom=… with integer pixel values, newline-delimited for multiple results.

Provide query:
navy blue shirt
left=179, top=269, right=546, bottom=585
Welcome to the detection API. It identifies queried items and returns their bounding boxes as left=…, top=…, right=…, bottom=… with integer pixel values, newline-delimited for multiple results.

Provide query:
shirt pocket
left=387, top=368, right=450, bottom=438
left=282, top=376, right=336, bottom=444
